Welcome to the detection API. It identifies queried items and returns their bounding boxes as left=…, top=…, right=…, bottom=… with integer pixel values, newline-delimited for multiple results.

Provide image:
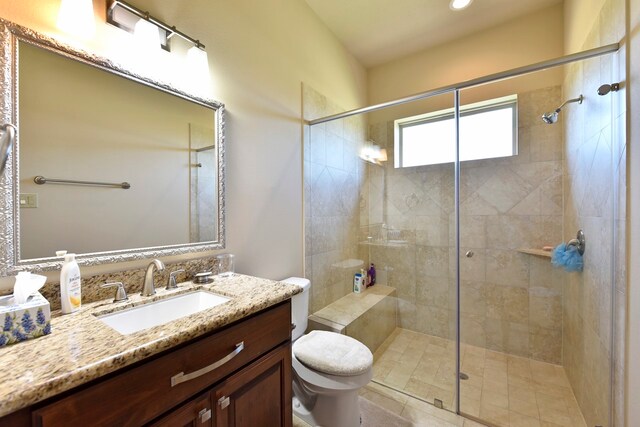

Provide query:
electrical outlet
left=19, top=193, right=38, bottom=208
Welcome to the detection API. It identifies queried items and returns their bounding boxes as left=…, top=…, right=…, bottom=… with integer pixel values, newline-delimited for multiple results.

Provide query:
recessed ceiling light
left=450, top=0, right=473, bottom=10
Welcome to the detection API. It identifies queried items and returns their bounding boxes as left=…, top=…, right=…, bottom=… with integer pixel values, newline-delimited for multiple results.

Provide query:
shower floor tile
left=372, top=328, right=587, bottom=427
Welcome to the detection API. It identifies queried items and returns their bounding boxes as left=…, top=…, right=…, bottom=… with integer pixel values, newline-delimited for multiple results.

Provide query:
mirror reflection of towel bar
left=34, top=175, right=131, bottom=189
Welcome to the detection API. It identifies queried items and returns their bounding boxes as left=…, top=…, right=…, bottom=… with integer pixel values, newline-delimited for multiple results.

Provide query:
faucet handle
left=167, top=269, right=185, bottom=290
left=101, top=282, right=128, bottom=303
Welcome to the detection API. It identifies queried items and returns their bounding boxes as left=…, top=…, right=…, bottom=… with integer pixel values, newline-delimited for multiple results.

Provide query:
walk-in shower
left=303, top=42, right=623, bottom=427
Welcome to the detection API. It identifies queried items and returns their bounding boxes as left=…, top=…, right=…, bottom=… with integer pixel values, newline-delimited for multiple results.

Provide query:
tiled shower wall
left=562, top=0, right=626, bottom=424
left=361, top=86, right=565, bottom=363
left=303, top=84, right=368, bottom=314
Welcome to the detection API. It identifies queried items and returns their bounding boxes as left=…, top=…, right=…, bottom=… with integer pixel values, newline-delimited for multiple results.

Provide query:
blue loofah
left=551, top=243, right=583, bottom=272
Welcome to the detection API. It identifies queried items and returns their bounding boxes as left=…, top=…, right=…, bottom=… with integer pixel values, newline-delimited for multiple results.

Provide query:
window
left=394, top=95, right=518, bottom=168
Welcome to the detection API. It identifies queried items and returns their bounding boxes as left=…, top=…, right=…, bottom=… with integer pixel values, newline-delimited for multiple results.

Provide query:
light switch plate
left=19, top=193, right=38, bottom=208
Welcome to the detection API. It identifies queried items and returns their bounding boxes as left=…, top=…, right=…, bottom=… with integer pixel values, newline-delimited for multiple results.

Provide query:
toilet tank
left=282, top=277, right=310, bottom=341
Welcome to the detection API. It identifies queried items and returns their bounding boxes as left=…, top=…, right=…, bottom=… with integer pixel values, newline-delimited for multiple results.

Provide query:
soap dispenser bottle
left=60, top=253, right=81, bottom=314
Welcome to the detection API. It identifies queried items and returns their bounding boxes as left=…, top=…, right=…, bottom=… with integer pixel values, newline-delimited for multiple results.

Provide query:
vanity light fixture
left=107, top=0, right=206, bottom=52
left=449, top=0, right=473, bottom=10
left=360, top=141, right=388, bottom=165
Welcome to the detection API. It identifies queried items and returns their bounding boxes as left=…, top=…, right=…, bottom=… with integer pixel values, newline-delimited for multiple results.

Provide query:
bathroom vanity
left=0, top=275, right=299, bottom=426
left=0, top=17, right=299, bottom=427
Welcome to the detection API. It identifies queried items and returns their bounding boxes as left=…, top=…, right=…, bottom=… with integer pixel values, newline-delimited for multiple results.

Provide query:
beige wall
left=627, top=0, right=640, bottom=424
left=0, top=0, right=367, bottom=288
left=367, top=4, right=564, bottom=109
left=564, top=0, right=609, bottom=54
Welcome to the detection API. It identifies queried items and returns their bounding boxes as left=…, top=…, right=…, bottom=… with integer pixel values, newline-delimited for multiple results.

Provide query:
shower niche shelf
left=517, top=248, right=552, bottom=258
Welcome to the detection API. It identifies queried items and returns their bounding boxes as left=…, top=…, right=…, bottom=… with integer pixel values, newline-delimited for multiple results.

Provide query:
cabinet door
left=214, top=342, right=292, bottom=427
left=149, top=392, right=212, bottom=427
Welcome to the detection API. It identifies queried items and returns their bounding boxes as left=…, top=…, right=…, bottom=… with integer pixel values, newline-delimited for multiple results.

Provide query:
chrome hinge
left=198, top=408, right=212, bottom=423
left=218, top=396, right=230, bottom=409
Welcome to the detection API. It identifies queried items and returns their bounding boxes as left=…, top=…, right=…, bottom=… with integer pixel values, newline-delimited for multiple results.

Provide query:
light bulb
left=133, top=18, right=160, bottom=49
left=187, top=45, right=209, bottom=70
left=186, top=45, right=210, bottom=92
left=57, top=0, right=96, bottom=38
left=450, top=0, right=473, bottom=10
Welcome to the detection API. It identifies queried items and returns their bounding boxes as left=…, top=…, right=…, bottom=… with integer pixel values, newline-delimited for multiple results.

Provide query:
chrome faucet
left=142, top=259, right=165, bottom=296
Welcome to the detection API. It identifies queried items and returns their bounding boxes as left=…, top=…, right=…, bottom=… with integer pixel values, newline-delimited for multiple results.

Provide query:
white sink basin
left=97, top=290, right=230, bottom=335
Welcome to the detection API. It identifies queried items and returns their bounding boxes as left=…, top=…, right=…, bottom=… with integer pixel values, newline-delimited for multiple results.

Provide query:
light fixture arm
left=107, top=0, right=205, bottom=50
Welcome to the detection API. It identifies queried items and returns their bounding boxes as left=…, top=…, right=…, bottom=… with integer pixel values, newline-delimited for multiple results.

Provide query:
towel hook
left=566, top=229, right=585, bottom=256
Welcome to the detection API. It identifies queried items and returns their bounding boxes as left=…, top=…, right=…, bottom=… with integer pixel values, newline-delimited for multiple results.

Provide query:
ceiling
left=304, top=0, right=562, bottom=68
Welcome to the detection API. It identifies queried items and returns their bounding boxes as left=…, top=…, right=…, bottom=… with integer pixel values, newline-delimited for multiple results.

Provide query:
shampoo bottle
left=353, top=273, right=363, bottom=294
left=368, top=263, right=376, bottom=286
left=60, top=253, right=81, bottom=314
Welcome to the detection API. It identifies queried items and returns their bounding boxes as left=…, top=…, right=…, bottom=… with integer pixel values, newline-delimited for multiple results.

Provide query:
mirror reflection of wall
left=18, top=41, right=218, bottom=259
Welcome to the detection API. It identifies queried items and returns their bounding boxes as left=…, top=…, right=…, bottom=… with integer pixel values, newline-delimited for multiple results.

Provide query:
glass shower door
left=458, top=60, right=615, bottom=427
left=362, top=92, right=461, bottom=413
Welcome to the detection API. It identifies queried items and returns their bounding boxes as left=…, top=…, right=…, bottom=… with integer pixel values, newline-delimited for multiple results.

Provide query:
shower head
left=541, top=95, right=583, bottom=124
left=541, top=111, right=559, bottom=124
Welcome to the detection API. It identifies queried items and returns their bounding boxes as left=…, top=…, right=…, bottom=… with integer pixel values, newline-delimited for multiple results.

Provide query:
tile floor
left=294, top=382, right=484, bottom=427
left=372, top=328, right=587, bottom=427
left=359, top=382, right=486, bottom=427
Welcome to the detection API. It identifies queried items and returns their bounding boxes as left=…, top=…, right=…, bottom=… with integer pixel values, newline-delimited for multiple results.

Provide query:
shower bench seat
left=308, top=285, right=397, bottom=354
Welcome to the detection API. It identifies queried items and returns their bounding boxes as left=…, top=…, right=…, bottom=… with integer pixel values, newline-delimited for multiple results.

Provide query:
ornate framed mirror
left=0, top=18, right=225, bottom=275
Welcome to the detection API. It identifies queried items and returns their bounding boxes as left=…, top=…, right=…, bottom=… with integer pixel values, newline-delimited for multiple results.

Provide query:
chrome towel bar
left=34, top=175, right=131, bottom=189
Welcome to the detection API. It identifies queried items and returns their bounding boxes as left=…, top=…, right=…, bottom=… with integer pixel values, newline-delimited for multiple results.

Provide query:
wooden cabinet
left=213, top=342, right=291, bottom=427
left=4, top=301, right=292, bottom=427
left=152, top=342, right=292, bottom=427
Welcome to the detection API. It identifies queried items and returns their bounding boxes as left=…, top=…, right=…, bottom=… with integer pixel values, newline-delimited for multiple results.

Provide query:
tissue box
left=0, top=292, right=51, bottom=347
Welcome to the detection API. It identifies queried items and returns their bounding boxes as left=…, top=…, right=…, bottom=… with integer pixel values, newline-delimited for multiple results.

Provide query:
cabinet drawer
left=33, top=301, right=291, bottom=427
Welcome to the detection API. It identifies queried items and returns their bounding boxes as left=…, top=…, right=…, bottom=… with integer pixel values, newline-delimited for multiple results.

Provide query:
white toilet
left=283, top=277, right=373, bottom=427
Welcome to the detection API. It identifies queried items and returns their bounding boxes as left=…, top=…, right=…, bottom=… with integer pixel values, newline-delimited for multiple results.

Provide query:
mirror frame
left=0, top=18, right=226, bottom=275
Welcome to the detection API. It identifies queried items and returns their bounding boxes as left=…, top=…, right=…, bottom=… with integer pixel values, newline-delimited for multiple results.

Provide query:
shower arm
left=555, top=95, right=584, bottom=112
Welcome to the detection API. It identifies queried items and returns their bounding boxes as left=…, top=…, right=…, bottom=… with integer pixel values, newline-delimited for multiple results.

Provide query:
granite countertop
left=0, top=274, right=301, bottom=418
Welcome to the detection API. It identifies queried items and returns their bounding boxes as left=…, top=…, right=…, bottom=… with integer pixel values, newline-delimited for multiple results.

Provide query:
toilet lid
left=293, top=330, right=373, bottom=376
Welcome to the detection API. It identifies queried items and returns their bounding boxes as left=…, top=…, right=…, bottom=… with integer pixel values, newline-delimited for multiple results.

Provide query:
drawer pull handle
left=218, top=396, right=230, bottom=409
left=170, top=342, right=245, bottom=387
left=199, top=408, right=212, bottom=423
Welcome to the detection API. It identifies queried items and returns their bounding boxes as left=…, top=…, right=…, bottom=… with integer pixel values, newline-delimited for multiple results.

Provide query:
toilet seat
left=292, top=330, right=373, bottom=394
left=292, top=352, right=372, bottom=393
left=293, top=330, right=373, bottom=376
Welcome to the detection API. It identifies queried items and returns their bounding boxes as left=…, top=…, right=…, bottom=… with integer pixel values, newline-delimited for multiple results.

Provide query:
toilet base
left=293, top=389, right=361, bottom=427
